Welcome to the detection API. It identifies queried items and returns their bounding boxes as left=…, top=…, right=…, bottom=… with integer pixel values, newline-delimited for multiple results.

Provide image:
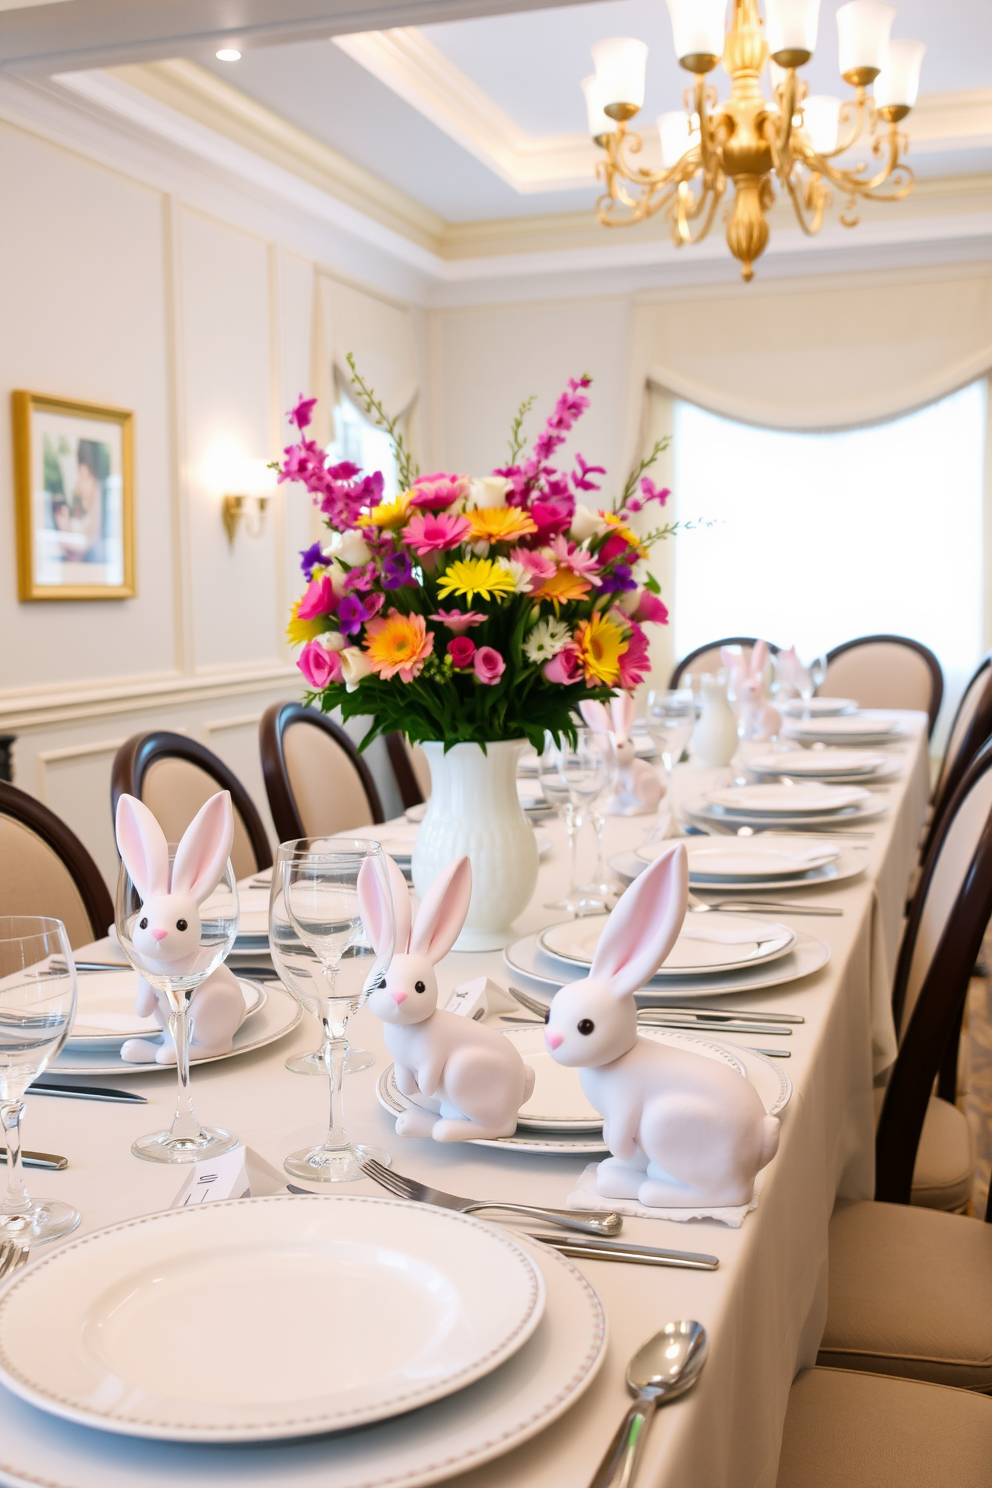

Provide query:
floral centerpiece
left=277, top=365, right=676, bottom=948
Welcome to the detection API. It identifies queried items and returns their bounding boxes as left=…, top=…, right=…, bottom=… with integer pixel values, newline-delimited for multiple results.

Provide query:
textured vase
left=411, top=739, right=538, bottom=952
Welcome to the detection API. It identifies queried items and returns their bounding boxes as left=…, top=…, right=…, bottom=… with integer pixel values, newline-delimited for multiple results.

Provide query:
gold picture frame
left=12, top=391, right=135, bottom=601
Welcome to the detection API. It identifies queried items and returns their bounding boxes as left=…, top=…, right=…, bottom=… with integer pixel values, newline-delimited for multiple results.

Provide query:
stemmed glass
left=797, top=654, right=828, bottom=711
left=0, top=916, right=79, bottom=1243
left=271, top=839, right=395, bottom=1183
left=116, top=853, right=239, bottom=1164
left=544, top=729, right=617, bottom=915
left=645, top=688, right=696, bottom=794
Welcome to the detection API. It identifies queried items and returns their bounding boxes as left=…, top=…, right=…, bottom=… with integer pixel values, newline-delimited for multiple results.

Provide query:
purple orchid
left=382, top=551, right=414, bottom=589
left=299, top=541, right=325, bottom=580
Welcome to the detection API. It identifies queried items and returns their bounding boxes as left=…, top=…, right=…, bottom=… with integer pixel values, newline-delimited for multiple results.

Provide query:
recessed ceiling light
left=216, top=48, right=241, bottom=61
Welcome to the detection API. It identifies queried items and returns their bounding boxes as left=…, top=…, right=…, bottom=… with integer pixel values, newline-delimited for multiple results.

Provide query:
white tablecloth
left=5, top=714, right=931, bottom=1488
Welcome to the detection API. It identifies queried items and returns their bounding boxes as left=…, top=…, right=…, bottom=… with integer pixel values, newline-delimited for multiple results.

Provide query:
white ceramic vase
left=411, top=739, right=538, bottom=952
left=691, top=676, right=740, bottom=767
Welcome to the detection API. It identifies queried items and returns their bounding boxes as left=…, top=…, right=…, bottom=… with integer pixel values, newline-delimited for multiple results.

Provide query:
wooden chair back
left=259, top=703, right=384, bottom=844
left=924, top=653, right=992, bottom=858
left=0, top=781, right=114, bottom=947
left=384, top=733, right=430, bottom=810
left=669, top=636, right=781, bottom=689
left=821, top=634, right=943, bottom=736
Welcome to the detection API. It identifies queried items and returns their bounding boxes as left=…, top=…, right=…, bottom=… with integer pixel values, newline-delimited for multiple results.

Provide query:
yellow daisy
left=367, top=491, right=412, bottom=529
left=286, top=598, right=331, bottom=646
left=575, top=612, right=627, bottom=685
left=436, top=557, right=518, bottom=604
left=465, top=507, right=538, bottom=545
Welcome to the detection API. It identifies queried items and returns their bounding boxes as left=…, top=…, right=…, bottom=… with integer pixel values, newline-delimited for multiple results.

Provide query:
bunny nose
left=151, top=928, right=168, bottom=943
left=544, top=1031, right=563, bottom=1051
left=392, top=991, right=408, bottom=1005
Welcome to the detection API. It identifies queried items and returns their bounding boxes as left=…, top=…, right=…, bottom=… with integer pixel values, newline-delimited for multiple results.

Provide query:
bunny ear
left=358, top=853, right=411, bottom=956
left=171, top=791, right=234, bottom=904
left=116, top=794, right=169, bottom=902
left=579, top=701, right=611, bottom=734
left=610, top=692, right=635, bottom=744
left=589, top=842, right=688, bottom=998
left=410, top=855, right=472, bottom=965
left=752, top=640, right=768, bottom=675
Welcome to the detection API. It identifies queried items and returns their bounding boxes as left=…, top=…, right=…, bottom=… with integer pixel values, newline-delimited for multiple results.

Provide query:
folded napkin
left=567, top=1162, right=762, bottom=1228
left=679, top=918, right=782, bottom=944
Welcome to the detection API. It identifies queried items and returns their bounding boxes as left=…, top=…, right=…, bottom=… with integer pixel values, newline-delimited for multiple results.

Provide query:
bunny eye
left=415, top=980, right=426, bottom=994
left=139, top=917, right=148, bottom=930
left=176, top=919, right=188, bottom=932
left=578, top=1018, right=595, bottom=1035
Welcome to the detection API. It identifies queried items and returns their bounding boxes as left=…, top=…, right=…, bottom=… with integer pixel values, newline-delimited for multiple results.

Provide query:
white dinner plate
left=683, top=796, right=889, bottom=830
left=0, top=1235, right=604, bottom=1488
left=637, top=837, right=840, bottom=878
left=0, top=1195, right=545, bottom=1444
left=782, top=697, right=857, bottom=716
left=505, top=931, right=830, bottom=1000
left=52, top=982, right=301, bottom=1075
left=538, top=913, right=796, bottom=976
left=747, top=748, right=887, bottom=779
left=704, top=782, right=872, bottom=815
left=785, top=715, right=905, bottom=745
left=68, top=974, right=266, bottom=1048
left=333, top=824, right=420, bottom=861
left=611, top=841, right=868, bottom=893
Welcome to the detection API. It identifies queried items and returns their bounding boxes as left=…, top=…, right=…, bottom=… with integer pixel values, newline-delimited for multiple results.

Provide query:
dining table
left=0, top=710, right=932, bottom=1488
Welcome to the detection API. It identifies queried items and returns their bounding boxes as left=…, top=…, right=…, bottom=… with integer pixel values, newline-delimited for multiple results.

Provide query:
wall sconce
left=203, top=442, right=277, bottom=548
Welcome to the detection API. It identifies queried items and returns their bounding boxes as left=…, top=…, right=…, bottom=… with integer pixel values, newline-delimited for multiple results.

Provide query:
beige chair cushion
left=873, top=1087, right=974, bottom=1213
left=142, top=758, right=259, bottom=879
left=819, top=1201, right=992, bottom=1390
left=0, top=816, right=96, bottom=948
left=821, top=643, right=934, bottom=716
left=282, top=721, right=374, bottom=837
left=777, top=1367, right=992, bottom=1487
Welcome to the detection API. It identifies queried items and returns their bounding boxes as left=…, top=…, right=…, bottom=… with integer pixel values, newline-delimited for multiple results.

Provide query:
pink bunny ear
left=752, top=640, right=768, bottom=676
left=410, top=855, right=472, bottom=965
left=589, top=842, right=688, bottom=998
left=358, top=853, right=411, bottom=956
left=116, top=794, right=169, bottom=903
left=610, top=692, right=635, bottom=745
left=579, top=701, right=611, bottom=734
left=171, top=792, right=234, bottom=904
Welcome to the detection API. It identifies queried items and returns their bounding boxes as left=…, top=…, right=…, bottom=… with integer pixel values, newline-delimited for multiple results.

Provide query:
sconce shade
left=874, top=38, right=925, bottom=111
left=765, top=0, right=820, bottom=66
left=657, top=110, right=701, bottom=167
left=664, top=0, right=727, bottom=71
left=591, top=37, right=648, bottom=117
left=802, top=94, right=842, bottom=153
left=581, top=73, right=614, bottom=138
left=837, top=0, right=895, bottom=83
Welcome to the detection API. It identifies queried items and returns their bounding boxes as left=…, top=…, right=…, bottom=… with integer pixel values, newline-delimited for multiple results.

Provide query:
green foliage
left=346, top=352, right=419, bottom=490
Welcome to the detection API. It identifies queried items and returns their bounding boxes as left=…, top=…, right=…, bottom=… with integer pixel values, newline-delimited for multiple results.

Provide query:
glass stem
left=591, top=810, right=608, bottom=890
left=321, top=1001, right=351, bottom=1153
left=168, top=997, right=202, bottom=1144
left=1, top=1101, right=29, bottom=1216
left=568, top=807, right=584, bottom=898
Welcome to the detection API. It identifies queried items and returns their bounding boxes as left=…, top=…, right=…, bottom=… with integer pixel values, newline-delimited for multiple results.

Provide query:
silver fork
left=360, top=1157, right=622, bottom=1237
left=0, top=1238, right=30, bottom=1283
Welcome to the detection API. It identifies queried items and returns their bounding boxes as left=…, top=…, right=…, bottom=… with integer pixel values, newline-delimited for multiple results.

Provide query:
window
left=671, top=382, right=987, bottom=724
left=325, top=391, right=399, bottom=499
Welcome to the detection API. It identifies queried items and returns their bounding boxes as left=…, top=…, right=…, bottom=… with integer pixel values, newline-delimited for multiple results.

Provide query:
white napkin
left=567, top=1162, right=762, bottom=1228
left=679, top=918, right=782, bottom=944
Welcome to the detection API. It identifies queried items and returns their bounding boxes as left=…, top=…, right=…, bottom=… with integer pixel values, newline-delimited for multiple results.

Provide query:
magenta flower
left=641, top=477, right=670, bottom=506
left=408, top=474, right=469, bottom=511
left=549, top=534, right=601, bottom=581
left=447, top=635, right=476, bottom=669
left=298, top=640, right=342, bottom=688
left=571, top=453, right=606, bottom=493
left=296, top=574, right=337, bottom=620
left=288, top=395, right=317, bottom=431
left=429, top=609, right=486, bottom=634
left=618, top=623, right=651, bottom=689
left=343, top=562, right=376, bottom=593
left=405, top=510, right=470, bottom=555
left=543, top=645, right=582, bottom=685
left=635, top=590, right=670, bottom=626
left=473, top=646, right=505, bottom=686
left=528, top=496, right=575, bottom=546
left=599, top=531, right=634, bottom=564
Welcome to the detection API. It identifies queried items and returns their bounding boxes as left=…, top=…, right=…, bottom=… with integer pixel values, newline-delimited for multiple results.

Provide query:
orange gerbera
left=465, top=507, right=539, bottom=545
left=363, top=609, right=435, bottom=682
left=537, top=568, right=592, bottom=607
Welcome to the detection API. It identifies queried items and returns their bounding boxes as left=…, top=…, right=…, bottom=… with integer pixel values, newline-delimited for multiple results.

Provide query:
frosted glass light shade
left=591, top=37, right=648, bottom=119
left=657, top=111, right=701, bottom=167
left=836, top=1, right=895, bottom=85
left=765, top=0, right=821, bottom=66
left=665, top=0, right=727, bottom=72
left=802, top=95, right=842, bottom=153
left=581, top=74, right=614, bottom=138
left=874, top=39, right=926, bottom=116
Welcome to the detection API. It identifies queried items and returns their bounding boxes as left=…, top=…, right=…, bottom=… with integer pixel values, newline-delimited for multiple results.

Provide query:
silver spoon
left=588, top=1319, right=708, bottom=1488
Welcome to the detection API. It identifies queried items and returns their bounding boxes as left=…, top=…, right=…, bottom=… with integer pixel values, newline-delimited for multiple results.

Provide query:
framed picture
left=12, top=391, right=135, bottom=601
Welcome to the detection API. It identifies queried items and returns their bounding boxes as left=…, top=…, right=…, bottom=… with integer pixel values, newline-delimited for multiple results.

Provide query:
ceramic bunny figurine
left=724, top=641, right=781, bottom=742
left=580, top=693, right=662, bottom=816
left=544, top=842, right=780, bottom=1208
left=358, top=853, right=536, bottom=1141
left=114, top=791, right=247, bottom=1065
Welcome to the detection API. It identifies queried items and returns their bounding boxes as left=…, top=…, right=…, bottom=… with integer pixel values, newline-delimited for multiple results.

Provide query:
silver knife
left=1, top=1149, right=67, bottom=1171
left=527, top=1232, right=719, bottom=1270
left=27, top=1081, right=147, bottom=1104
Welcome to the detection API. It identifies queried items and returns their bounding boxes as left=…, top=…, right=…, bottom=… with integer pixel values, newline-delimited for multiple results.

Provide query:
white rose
left=569, top=504, right=607, bottom=542
left=327, top=562, right=350, bottom=598
left=468, top=476, right=512, bottom=509
left=340, top=647, right=372, bottom=692
left=317, top=631, right=347, bottom=652
left=616, top=588, right=641, bottom=616
left=324, top=529, right=371, bottom=568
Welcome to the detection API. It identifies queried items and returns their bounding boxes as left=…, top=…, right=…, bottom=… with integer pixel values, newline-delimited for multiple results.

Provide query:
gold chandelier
left=582, top=0, right=925, bottom=281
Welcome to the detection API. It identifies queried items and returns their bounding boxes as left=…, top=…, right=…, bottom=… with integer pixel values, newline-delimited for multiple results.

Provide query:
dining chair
left=922, top=651, right=992, bottom=861
left=0, top=781, right=114, bottom=948
left=819, top=634, right=944, bottom=737
left=384, top=733, right=430, bottom=810
left=259, top=702, right=384, bottom=843
left=776, top=1367, right=992, bottom=1487
left=111, top=732, right=272, bottom=878
left=669, top=636, right=781, bottom=689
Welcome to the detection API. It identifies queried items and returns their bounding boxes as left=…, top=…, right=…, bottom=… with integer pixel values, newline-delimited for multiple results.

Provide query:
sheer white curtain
left=668, top=381, right=988, bottom=736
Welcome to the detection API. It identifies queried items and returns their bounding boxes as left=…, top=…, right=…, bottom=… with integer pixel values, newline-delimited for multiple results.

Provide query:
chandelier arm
left=671, top=174, right=724, bottom=246
left=812, top=91, right=869, bottom=162
left=793, top=127, right=910, bottom=198
left=782, top=166, right=827, bottom=236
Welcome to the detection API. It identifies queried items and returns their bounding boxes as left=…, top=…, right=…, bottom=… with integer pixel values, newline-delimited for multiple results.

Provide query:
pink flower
left=549, top=534, right=601, bottom=582
left=571, top=453, right=606, bottom=493
left=448, top=636, right=476, bottom=669
left=405, top=510, right=471, bottom=555
left=634, top=590, right=670, bottom=626
left=343, top=562, right=376, bottom=593
left=429, top=609, right=486, bottom=634
left=509, top=547, right=556, bottom=582
left=473, top=646, right=505, bottom=685
left=617, top=623, right=650, bottom=689
left=640, top=477, right=670, bottom=506
left=543, top=645, right=582, bottom=685
left=528, top=496, right=575, bottom=545
left=288, top=395, right=317, bottom=431
left=408, top=474, right=470, bottom=511
left=297, top=640, right=342, bottom=689
left=599, top=532, right=633, bottom=563
left=296, top=574, right=337, bottom=620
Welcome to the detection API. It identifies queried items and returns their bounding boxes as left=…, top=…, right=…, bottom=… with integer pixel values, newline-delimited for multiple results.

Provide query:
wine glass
left=0, top=916, right=79, bottom=1243
left=809, top=654, right=828, bottom=694
left=272, top=839, right=395, bottom=1183
left=548, top=729, right=617, bottom=915
left=116, top=852, right=239, bottom=1164
left=645, top=688, right=696, bottom=785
